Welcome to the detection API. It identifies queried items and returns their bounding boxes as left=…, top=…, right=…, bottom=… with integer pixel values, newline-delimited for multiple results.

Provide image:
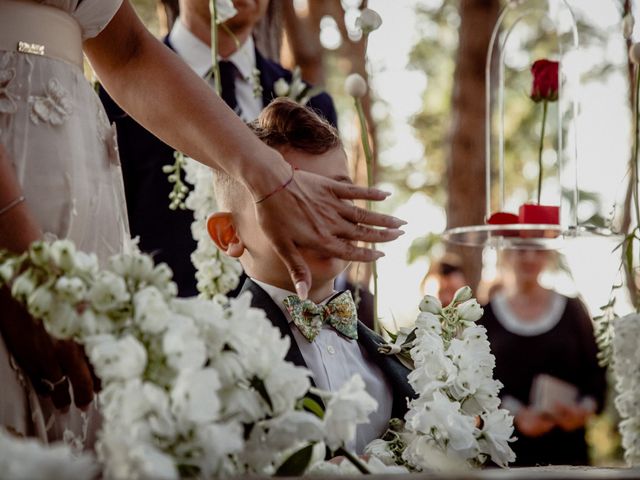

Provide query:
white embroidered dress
left=0, top=0, right=128, bottom=444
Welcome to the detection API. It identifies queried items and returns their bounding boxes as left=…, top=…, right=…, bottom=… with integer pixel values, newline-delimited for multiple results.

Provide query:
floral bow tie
left=283, top=291, right=358, bottom=343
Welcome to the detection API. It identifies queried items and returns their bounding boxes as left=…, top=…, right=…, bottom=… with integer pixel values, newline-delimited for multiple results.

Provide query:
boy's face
left=235, top=147, right=351, bottom=291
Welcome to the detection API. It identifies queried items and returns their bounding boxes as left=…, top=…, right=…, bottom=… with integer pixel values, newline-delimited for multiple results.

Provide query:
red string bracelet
left=255, top=164, right=295, bottom=204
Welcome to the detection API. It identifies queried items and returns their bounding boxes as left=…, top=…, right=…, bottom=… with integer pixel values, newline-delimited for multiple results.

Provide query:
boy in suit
left=99, top=0, right=336, bottom=297
left=207, top=98, right=412, bottom=453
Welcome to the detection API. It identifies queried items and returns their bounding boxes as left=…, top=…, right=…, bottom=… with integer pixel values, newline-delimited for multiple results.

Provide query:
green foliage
left=275, top=444, right=315, bottom=477
left=405, top=0, right=615, bottom=222
left=406, top=232, right=442, bottom=265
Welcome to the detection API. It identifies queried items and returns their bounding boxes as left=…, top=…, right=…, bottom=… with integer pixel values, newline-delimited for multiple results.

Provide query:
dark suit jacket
left=240, top=278, right=414, bottom=420
left=99, top=40, right=337, bottom=297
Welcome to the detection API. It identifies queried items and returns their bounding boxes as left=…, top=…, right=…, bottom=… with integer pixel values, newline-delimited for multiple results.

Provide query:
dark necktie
left=218, top=60, right=241, bottom=116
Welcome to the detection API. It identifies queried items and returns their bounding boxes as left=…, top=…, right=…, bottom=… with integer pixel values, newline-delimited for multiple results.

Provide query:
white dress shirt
left=168, top=18, right=263, bottom=121
left=252, top=279, right=393, bottom=454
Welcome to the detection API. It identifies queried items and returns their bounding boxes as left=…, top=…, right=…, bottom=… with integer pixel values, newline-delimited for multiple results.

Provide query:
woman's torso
left=0, top=0, right=128, bottom=262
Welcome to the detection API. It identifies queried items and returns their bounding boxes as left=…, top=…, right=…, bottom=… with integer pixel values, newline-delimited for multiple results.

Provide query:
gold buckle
left=17, top=41, right=45, bottom=56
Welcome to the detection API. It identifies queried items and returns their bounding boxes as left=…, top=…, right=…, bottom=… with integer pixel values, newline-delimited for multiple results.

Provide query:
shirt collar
left=169, top=17, right=256, bottom=80
left=251, top=278, right=336, bottom=324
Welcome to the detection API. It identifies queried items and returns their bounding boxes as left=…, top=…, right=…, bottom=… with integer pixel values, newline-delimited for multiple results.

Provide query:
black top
left=480, top=294, right=606, bottom=466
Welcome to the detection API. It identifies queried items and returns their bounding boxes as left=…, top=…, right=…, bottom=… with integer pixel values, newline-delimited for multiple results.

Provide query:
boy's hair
left=214, top=98, right=342, bottom=210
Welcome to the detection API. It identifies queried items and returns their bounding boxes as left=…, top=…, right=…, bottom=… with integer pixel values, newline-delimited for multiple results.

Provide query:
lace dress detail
left=0, top=0, right=127, bottom=446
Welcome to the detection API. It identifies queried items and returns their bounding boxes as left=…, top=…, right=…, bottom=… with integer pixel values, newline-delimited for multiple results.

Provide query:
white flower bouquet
left=368, top=287, right=516, bottom=470
left=0, top=239, right=380, bottom=478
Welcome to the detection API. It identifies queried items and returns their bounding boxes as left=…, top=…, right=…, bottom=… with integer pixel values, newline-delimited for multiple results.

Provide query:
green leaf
left=250, top=376, right=273, bottom=412
left=406, top=233, right=441, bottom=264
left=625, top=235, right=635, bottom=281
left=275, top=444, right=315, bottom=477
left=301, top=396, right=324, bottom=419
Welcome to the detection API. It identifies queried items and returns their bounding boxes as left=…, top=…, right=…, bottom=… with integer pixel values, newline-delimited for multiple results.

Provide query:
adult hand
left=256, top=169, right=405, bottom=299
left=514, top=407, right=555, bottom=437
left=551, top=403, right=591, bottom=432
left=0, top=288, right=99, bottom=410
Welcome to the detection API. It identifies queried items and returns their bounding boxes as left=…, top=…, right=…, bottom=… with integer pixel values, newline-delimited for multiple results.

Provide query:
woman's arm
left=83, top=1, right=405, bottom=296
left=0, top=145, right=40, bottom=251
left=0, top=146, right=97, bottom=409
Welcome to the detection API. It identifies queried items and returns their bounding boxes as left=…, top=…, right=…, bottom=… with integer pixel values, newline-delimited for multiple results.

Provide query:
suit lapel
left=240, top=279, right=307, bottom=369
left=255, top=48, right=285, bottom=108
left=357, top=323, right=415, bottom=419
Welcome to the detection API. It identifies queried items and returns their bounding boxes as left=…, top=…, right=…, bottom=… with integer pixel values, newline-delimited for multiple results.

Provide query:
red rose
left=530, top=59, right=559, bottom=103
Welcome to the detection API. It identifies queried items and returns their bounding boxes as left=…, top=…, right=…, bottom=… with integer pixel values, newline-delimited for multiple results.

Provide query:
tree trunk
left=621, top=0, right=639, bottom=306
left=446, top=0, right=500, bottom=293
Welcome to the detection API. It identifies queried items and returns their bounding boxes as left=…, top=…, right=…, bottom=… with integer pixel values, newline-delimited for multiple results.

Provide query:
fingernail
left=295, top=281, right=309, bottom=300
left=395, top=218, right=408, bottom=226
left=397, top=229, right=405, bottom=236
left=374, top=251, right=385, bottom=259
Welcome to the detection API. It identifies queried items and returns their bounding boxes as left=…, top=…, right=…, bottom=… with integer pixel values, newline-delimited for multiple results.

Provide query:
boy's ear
left=206, top=212, right=245, bottom=258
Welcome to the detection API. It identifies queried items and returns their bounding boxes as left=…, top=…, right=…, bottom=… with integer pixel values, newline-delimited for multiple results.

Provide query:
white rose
left=418, top=295, right=442, bottom=314
left=263, top=411, right=324, bottom=450
left=456, top=298, right=483, bottom=322
left=0, top=259, right=16, bottom=283
left=11, top=271, right=36, bottom=300
left=264, top=362, right=312, bottom=415
left=364, top=438, right=397, bottom=466
left=55, top=276, right=87, bottom=303
left=344, top=73, right=367, bottom=98
left=163, top=316, right=207, bottom=371
left=133, top=287, right=170, bottom=334
left=322, top=375, right=378, bottom=451
left=196, top=422, right=244, bottom=476
left=214, top=0, right=238, bottom=24
left=171, top=368, right=221, bottom=424
left=451, top=286, right=473, bottom=304
left=44, top=300, right=83, bottom=339
left=79, top=309, right=112, bottom=337
left=274, top=78, right=290, bottom=97
left=478, top=409, right=515, bottom=467
left=86, top=334, right=147, bottom=382
left=0, top=429, right=98, bottom=480
left=129, top=444, right=178, bottom=480
left=49, top=239, right=77, bottom=271
left=27, top=241, right=51, bottom=268
left=355, top=8, right=382, bottom=33
left=407, top=392, right=477, bottom=460
left=27, top=286, right=55, bottom=319
left=72, top=250, right=99, bottom=275
left=88, top=271, right=129, bottom=313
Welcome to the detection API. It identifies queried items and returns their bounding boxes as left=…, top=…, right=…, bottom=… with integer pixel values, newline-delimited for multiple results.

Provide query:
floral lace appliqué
left=0, top=52, right=18, bottom=114
left=29, top=78, right=73, bottom=126
left=95, top=98, right=119, bottom=165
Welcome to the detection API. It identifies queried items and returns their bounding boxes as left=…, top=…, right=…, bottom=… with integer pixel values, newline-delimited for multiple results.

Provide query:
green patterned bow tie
left=283, top=291, right=359, bottom=342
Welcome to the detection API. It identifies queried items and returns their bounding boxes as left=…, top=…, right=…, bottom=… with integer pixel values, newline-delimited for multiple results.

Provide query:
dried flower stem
left=354, top=97, right=379, bottom=334
left=209, top=0, right=221, bottom=96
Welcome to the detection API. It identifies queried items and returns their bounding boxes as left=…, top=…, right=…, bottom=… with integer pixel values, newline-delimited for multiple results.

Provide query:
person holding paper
left=480, top=248, right=606, bottom=466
